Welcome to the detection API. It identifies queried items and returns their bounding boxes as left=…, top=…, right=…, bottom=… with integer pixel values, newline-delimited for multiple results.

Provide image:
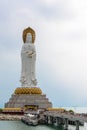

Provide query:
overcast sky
left=0, top=0, right=87, bottom=108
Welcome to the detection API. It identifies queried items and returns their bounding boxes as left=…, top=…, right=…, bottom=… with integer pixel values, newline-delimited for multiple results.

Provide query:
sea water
left=0, top=107, right=87, bottom=130
left=0, top=120, right=87, bottom=130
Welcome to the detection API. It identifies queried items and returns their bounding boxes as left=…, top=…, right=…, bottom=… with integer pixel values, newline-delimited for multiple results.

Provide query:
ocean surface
left=1, top=107, right=87, bottom=130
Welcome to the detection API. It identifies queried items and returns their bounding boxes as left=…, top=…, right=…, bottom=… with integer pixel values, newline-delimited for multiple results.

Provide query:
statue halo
left=22, top=27, right=35, bottom=43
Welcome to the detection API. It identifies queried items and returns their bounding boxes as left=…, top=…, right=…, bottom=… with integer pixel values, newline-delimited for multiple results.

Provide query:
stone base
left=5, top=93, right=52, bottom=109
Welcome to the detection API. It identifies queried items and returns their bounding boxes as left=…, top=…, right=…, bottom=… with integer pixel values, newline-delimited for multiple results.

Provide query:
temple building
left=5, top=27, right=52, bottom=111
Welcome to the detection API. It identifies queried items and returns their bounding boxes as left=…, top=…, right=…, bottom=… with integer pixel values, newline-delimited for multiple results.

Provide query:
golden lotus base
left=14, top=87, right=42, bottom=94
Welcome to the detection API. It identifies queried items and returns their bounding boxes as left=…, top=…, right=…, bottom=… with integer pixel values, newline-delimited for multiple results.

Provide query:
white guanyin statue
left=20, top=27, right=37, bottom=87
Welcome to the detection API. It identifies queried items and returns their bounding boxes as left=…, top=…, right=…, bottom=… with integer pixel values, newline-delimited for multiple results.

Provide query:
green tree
left=0, top=108, right=3, bottom=113
left=68, top=109, right=74, bottom=114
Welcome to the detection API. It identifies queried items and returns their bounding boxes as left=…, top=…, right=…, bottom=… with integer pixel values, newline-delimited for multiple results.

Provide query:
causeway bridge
left=44, top=111, right=87, bottom=130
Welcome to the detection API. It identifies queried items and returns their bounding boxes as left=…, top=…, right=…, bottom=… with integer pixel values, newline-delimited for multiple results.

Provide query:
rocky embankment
left=0, top=114, right=23, bottom=120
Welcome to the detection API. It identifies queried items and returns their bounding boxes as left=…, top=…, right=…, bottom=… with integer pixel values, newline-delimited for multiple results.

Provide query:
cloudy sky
left=0, top=0, right=87, bottom=108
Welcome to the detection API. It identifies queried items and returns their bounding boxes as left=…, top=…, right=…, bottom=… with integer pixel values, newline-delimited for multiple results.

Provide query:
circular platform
left=14, top=87, right=42, bottom=94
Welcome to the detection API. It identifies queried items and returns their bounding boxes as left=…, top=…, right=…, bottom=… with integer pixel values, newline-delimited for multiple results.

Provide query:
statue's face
left=25, top=33, right=32, bottom=43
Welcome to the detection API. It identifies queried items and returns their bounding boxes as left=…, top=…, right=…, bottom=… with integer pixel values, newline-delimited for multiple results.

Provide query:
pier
left=44, top=111, right=87, bottom=130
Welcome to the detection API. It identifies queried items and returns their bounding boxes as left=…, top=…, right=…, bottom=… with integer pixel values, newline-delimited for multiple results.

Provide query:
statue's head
left=22, top=27, right=35, bottom=43
left=25, top=33, right=32, bottom=43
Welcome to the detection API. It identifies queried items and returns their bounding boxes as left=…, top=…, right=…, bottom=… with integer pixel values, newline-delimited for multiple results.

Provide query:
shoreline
left=0, top=114, right=23, bottom=120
